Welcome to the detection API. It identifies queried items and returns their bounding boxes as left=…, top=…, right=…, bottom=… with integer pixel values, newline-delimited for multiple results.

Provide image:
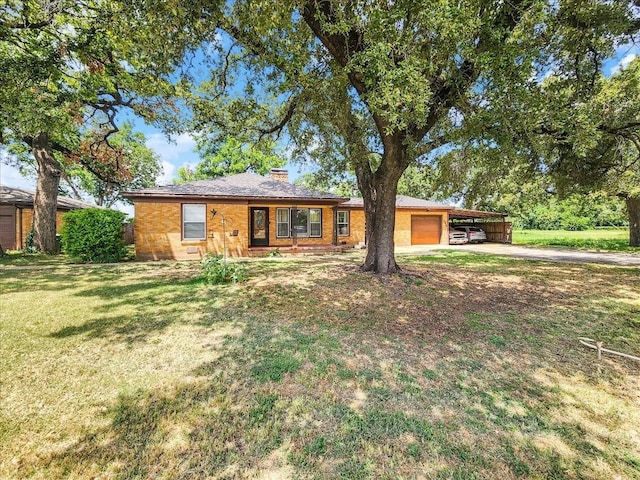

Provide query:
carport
left=449, top=209, right=511, bottom=243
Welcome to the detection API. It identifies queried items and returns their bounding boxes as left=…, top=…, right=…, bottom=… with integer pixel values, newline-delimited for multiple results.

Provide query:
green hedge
left=61, top=208, right=127, bottom=263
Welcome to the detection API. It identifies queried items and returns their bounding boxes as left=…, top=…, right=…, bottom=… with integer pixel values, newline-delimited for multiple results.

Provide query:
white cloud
left=145, top=132, right=198, bottom=185
left=0, top=154, right=37, bottom=190
left=611, top=53, right=637, bottom=75
left=157, top=160, right=176, bottom=186
left=146, top=132, right=197, bottom=163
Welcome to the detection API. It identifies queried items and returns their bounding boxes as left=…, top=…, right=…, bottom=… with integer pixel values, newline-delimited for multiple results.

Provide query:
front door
left=250, top=207, right=269, bottom=246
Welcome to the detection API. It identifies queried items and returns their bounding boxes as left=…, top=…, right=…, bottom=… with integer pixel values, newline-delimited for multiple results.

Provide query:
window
left=337, top=210, right=349, bottom=236
left=182, top=204, right=206, bottom=240
left=276, top=208, right=290, bottom=237
left=310, top=208, right=322, bottom=237
left=276, top=208, right=322, bottom=238
left=294, top=208, right=309, bottom=236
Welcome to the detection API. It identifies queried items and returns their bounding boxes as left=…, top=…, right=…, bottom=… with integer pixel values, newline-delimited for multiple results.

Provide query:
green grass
left=0, top=251, right=72, bottom=266
left=1, top=253, right=639, bottom=479
left=0, top=245, right=136, bottom=266
left=513, top=228, right=638, bottom=252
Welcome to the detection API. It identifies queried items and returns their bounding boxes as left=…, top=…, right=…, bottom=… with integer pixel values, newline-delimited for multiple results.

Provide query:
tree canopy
left=0, top=0, right=183, bottom=252
left=7, top=123, right=162, bottom=207
left=176, top=136, right=284, bottom=183
left=4, top=1, right=638, bottom=259
left=64, top=125, right=163, bottom=207
left=171, top=0, right=639, bottom=271
left=434, top=54, right=640, bottom=245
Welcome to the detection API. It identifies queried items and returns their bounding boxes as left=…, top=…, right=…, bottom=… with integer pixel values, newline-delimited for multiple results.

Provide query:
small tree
left=61, top=208, right=127, bottom=263
left=176, top=137, right=284, bottom=183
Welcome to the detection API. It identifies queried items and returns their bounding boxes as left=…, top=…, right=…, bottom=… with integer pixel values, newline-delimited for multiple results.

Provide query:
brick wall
left=338, top=208, right=449, bottom=247
left=133, top=200, right=454, bottom=259
left=339, top=208, right=366, bottom=245
left=133, top=201, right=344, bottom=259
left=17, top=208, right=68, bottom=249
left=134, top=201, right=249, bottom=260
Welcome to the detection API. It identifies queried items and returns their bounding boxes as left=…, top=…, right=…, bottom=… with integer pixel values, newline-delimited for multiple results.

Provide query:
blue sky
left=1, top=42, right=637, bottom=215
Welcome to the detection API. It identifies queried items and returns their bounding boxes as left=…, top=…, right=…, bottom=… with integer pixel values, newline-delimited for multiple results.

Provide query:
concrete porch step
left=247, top=244, right=352, bottom=257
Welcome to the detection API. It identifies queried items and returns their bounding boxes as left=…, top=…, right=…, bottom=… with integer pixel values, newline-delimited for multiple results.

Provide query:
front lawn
left=1, top=253, right=638, bottom=479
left=513, top=228, right=637, bottom=252
left=0, top=251, right=72, bottom=267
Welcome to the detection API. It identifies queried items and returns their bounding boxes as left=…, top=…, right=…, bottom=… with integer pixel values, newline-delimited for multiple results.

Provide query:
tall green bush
left=61, top=208, right=127, bottom=263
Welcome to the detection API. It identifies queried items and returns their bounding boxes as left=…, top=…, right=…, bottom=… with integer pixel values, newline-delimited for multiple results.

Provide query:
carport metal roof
left=449, top=208, right=507, bottom=220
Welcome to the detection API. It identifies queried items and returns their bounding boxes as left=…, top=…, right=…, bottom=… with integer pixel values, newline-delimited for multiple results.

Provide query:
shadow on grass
left=49, top=315, right=176, bottom=342
left=0, top=262, right=183, bottom=293
left=0, top=269, right=95, bottom=294
left=37, top=310, right=640, bottom=480
left=7, top=253, right=640, bottom=478
left=47, top=276, right=223, bottom=343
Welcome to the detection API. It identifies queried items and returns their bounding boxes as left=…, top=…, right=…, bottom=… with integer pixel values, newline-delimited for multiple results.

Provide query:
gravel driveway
left=396, top=243, right=640, bottom=266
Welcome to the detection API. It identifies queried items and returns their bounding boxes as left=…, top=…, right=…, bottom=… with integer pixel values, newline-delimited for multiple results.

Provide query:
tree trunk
left=361, top=176, right=401, bottom=273
left=32, top=132, right=63, bottom=254
left=356, top=140, right=408, bottom=274
left=627, top=196, right=640, bottom=247
left=353, top=157, right=376, bottom=247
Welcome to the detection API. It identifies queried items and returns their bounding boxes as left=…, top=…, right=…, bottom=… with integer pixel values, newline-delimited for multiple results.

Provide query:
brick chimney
left=269, top=168, right=289, bottom=183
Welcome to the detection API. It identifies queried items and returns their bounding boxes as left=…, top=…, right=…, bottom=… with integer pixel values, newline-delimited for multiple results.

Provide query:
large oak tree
left=0, top=1, right=183, bottom=253
left=176, top=0, right=638, bottom=272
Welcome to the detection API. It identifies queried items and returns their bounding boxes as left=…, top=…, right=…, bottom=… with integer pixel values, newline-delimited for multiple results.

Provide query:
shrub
left=61, top=208, right=127, bottom=263
left=561, top=215, right=594, bottom=231
left=24, top=229, right=38, bottom=254
left=201, top=253, right=247, bottom=284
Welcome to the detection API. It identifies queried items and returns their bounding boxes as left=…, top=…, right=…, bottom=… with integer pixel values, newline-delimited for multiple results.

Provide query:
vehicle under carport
left=449, top=209, right=511, bottom=243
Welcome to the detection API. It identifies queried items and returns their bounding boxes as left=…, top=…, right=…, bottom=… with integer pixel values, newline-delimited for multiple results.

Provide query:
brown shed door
left=0, top=206, right=16, bottom=250
left=411, top=215, right=441, bottom=245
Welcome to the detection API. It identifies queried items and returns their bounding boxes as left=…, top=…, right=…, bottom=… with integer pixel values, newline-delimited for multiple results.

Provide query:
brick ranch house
left=124, top=169, right=509, bottom=260
left=0, top=185, right=92, bottom=251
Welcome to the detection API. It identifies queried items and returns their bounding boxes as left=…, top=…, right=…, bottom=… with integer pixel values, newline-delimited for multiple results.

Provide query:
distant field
left=512, top=228, right=637, bottom=252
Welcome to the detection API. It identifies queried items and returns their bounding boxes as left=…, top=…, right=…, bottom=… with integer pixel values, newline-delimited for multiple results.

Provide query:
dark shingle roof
left=124, top=172, right=347, bottom=202
left=0, top=185, right=94, bottom=209
left=342, top=195, right=453, bottom=209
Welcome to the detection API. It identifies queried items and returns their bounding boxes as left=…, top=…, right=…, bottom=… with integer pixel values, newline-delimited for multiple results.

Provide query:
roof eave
left=122, top=192, right=349, bottom=204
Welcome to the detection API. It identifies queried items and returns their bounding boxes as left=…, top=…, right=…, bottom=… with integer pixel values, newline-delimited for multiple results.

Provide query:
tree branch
left=416, top=0, right=535, bottom=142
left=257, top=98, right=298, bottom=140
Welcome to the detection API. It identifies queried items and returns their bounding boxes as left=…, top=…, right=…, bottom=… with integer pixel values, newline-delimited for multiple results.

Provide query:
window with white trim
left=337, top=210, right=349, bottom=236
left=310, top=208, right=322, bottom=237
left=276, top=208, right=322, bottom=238
left=276, top=208, right=290, bottom=238
left=182, top=204, right=206, bottom=240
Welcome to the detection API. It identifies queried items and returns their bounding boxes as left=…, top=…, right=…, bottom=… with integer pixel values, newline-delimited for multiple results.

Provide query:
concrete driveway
left=396, top=243, right=640, bottom=267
